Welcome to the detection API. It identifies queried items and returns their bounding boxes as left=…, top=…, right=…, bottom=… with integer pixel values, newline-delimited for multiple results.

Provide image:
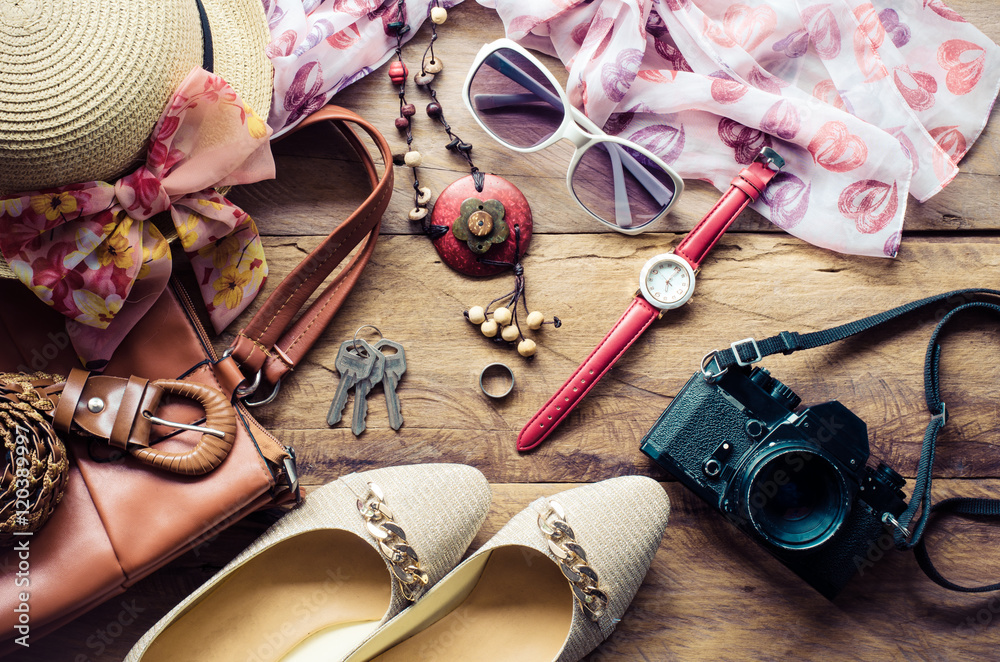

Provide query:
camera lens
left=741, top=448, right=850, bottom=551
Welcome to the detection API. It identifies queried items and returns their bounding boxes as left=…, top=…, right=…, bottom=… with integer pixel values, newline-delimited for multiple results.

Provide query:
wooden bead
left=416, top=187, right=432, bottom=205
left=426, top=102, right=442, bottom=118
left=501, top=324, right=520, bottom=342
left=467, top=306, right=486, bottom=324
left=388, top=61, right=408, bottom=85
left=401, top=103, right=416, bottom=117
left=526, top=311, right=544, bottom=330
left=403, top=151, right=422, bottom=167
left=414, top=71, right=435, bottom=86
left=408, top=207, right=428, bottom=221
left=493, top=307, right=512, bottom=326
left=481, top=320, right=498, bottom=338
left=394, top=117, right=410, bottom=130
left=518, top=339, right=537, bottom=357
left=430, top=7, right=448, bottom=24
left=422, top=54, right=443, bottom=74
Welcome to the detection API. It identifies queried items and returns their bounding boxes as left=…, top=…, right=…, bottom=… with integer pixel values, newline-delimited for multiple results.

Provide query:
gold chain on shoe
left=538, top=499, right=609, bottom=622
left=357, top=480, right=429, bottom=601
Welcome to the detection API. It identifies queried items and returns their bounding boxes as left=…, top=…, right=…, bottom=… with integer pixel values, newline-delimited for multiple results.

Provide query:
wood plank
left=14, top=479, right=1000, bottom=661
left=216, top=234, right=1000, bottom=482
left=229, top=0, right=1000, bottom=237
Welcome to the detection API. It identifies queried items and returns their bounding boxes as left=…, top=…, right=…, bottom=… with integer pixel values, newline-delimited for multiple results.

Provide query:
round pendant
left=430, top=173, right=533, bottom=277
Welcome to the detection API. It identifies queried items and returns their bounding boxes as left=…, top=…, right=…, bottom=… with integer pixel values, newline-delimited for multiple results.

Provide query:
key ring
left=480, top=363, right=515, bottom=398
left=353, top=325, right=383, bottom=357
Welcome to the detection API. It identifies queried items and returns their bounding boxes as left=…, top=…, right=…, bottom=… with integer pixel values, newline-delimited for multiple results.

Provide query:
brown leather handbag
left=0, top=105, right=392, bottom=647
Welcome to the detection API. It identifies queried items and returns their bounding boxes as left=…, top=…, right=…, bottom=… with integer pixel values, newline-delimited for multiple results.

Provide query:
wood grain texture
left=16, top=1, right=1000, bottom=660
left=13, top=480, right=1000, bottom=662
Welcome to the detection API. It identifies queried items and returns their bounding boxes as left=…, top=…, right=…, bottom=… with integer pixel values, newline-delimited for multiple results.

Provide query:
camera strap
left=704, top=288, right=1000, bottom=593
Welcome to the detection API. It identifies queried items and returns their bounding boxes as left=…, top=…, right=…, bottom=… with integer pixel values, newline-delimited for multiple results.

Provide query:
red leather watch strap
left=517, top=296, right=659, bottom=451
left=674, top=160, right=778, bottom=270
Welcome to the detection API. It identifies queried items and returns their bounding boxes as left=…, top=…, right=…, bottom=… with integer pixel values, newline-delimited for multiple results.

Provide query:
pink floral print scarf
left=477, top=0, right=1000, bottom=257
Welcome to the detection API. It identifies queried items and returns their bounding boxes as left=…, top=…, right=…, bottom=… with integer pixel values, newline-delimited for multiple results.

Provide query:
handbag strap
left=227, top=106, right=393, bottom=401
left=704, top=288, right=1000, bottom=592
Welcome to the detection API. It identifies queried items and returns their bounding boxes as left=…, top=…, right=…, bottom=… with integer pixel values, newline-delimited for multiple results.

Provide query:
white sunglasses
left=463, top=39, right=685, bottom=235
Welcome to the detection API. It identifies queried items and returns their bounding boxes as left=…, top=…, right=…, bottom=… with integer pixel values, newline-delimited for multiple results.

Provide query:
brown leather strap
left=52, top=368, right=90, bottom=435
left=109, top=376, right=149, bottom=450
left=229, top=106, right=393, bottom=392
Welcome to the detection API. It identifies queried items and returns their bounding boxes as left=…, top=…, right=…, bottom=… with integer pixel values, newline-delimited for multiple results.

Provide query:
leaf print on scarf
left=654, top=38, right=693, bottom=71
left=267, top=29, right=297, bottom=58
left=772, top=29, right=809, bottom=58
left=284, top=61, right=325, bottom=124
left=601, top=49, right=643, bottom=102
left=333, top=0, right=373, bottom=19
left=924, top=0, right=967, bottom=23
left=937, top=39, right=986, bottom=95
left=629, top=124, right=686, bottom=165
left=723, top=4, right=776, bottom=52
left=760, top=100, right=800, bottom=140
left=709, top=71, right=748, bottom=104
left=929, top=125, right=968, bottom=164
left=327, top=24, right=361, bottom=49
left=803, top=4, right=841, bottom=60
left=748, top=66, right=786, bottom=93
left=812, top=79, right=848, bottom=111
left=761, top=171, right=810, bottom=230
left=718, top=118, right=772, bottom=165
left=808, top=121, right=868, bottom=172
left=878, top=9, right=910, bottom=48
left=838, top=179, right=898, bottom=233
left=893, top=65, right=937, bottom=111
left=853, top=3, right=888, bottom=82
left=293, top=19, right=335, bottom=57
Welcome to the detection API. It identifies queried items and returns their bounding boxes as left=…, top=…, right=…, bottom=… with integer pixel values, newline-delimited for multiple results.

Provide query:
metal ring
left=244, top=379, right=282, bottom=408
left=479, top=363, right=514, bottom=399
left=353, top=324, right=383, bottom=356
left=700, top=351, right=726, bottom=383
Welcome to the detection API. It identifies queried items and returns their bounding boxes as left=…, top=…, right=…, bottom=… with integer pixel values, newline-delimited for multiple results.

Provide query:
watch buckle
left=755, top=147, right=785, bottom=172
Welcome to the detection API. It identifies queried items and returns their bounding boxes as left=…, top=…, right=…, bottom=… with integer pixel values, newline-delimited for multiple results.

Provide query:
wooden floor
left=19, top=1, right=1000, bottom=659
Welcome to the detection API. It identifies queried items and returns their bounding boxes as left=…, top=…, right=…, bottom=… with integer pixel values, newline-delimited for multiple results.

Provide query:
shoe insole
left=140, top=529, right=390, bottom=662
left=371, top=546, right=573, bottom=662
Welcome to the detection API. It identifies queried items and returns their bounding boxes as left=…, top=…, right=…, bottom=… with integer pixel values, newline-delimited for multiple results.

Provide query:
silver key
left=327, top=340, right=375, bottom=426
left=351, top=339, right=385, bottom=435
left=375, top=338, right=407, bottom=430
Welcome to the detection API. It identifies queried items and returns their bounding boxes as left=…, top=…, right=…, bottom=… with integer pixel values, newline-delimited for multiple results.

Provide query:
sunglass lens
left=468, top=48, right=564, bottom=149
left=570, top=143, right=677, bottom=230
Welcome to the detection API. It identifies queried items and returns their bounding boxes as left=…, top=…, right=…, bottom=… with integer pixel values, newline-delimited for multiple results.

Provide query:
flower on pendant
left=451, top=198, right=509, bottom=255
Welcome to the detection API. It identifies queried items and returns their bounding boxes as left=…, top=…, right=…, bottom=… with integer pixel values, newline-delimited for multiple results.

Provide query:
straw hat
left=0, top=0, right=273, bottom=194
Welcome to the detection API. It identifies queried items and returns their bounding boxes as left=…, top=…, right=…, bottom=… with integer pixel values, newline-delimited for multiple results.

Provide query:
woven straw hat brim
left=0, top=0, right=273, bottom=195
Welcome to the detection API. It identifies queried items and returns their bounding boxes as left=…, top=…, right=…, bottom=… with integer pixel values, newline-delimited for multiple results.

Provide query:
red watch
left=517, top=148, right=785, bottom=452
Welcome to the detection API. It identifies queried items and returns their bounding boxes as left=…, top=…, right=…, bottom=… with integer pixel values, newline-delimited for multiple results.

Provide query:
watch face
left=639, top=254, right=696, bottom=310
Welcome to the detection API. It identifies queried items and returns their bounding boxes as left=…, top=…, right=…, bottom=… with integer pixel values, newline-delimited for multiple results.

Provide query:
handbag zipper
left=170, top=279, right=296, bottom=497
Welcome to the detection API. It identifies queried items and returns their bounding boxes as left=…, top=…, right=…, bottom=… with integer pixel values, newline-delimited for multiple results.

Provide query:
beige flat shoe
left=125, top=463, right=491, bottom=662
left=345, top=475, right=669, bottom=662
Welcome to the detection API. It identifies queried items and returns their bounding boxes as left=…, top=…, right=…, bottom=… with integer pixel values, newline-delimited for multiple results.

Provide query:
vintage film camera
left=640, top=362, right=908, bottom=598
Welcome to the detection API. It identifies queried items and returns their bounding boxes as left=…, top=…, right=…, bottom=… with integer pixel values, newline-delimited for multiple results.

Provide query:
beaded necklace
left=386, top=2, right=559, bottom=357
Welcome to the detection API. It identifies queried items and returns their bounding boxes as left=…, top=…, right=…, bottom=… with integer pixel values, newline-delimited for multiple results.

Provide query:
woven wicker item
left=0, top=373, right=69, bottom=547
left=0, top=0, right=273, bottom=194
